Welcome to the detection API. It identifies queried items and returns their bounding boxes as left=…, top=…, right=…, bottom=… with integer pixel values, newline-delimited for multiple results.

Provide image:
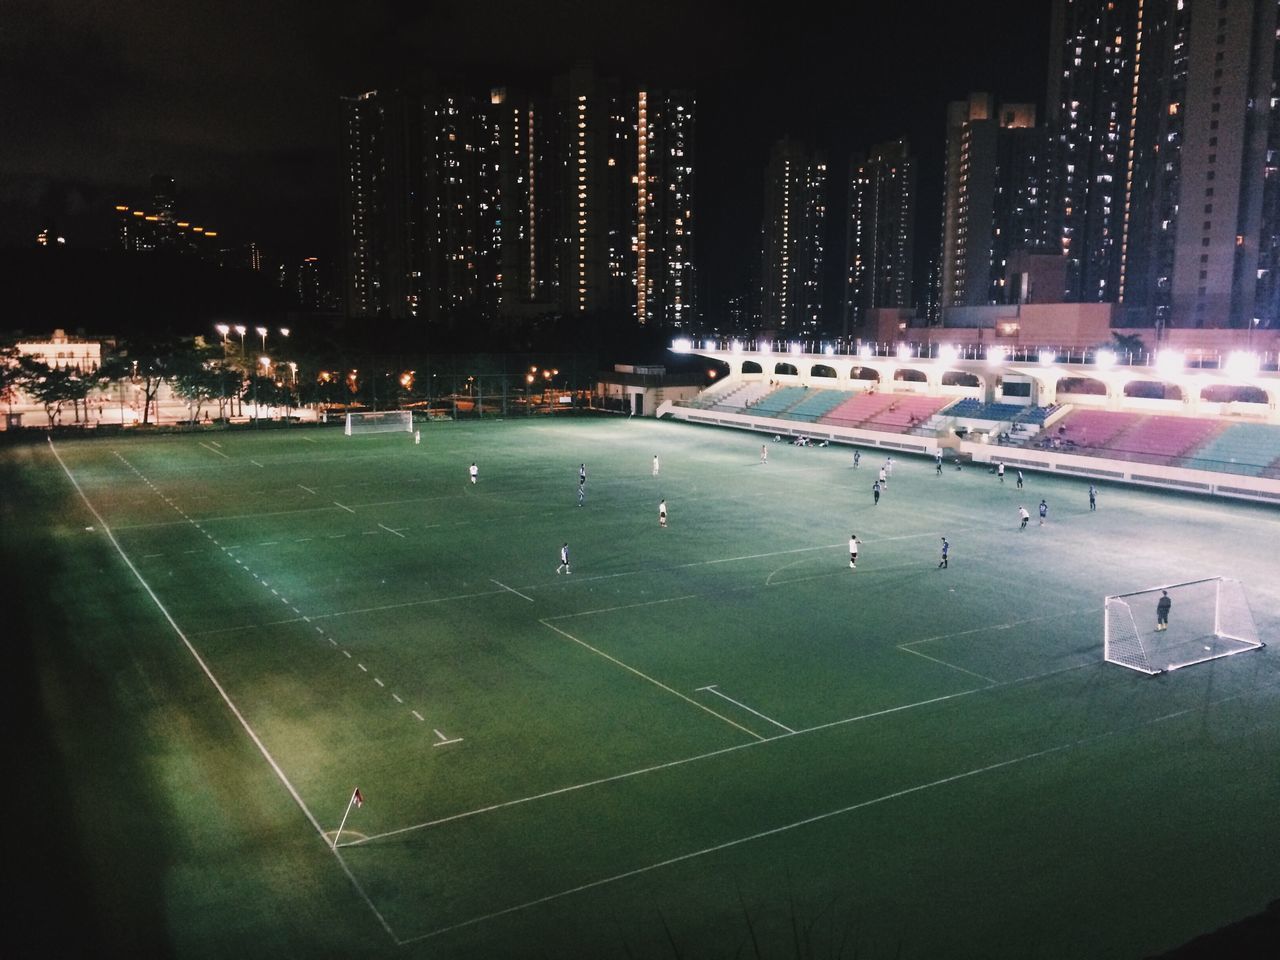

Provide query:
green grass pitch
left=8, top=417, right=1279, bottom=958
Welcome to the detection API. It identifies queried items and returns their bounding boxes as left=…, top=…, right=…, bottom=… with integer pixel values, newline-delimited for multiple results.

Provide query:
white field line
left=490, top=578, right=535, bottom=602
left=333, top=501, right=356, bottom=514
left=897, top=645, right=998, bottom=685
left=250, top=459, right=264, bottom=468
left=46, top=438, right=397, bottom=942
left=113, top=503, right=348, bottom=529
left=199, top=441, right=231, bottom=460
left=398, top=691, right=1259, bottom=945
left=298, top=484, right=317, bottom=495
left=304, top=588, right=510, bottom=621
left=543, top=594, right=699, bottom=621
left=697, top=685, right=795, bottom=734
left=378, top=523, right=406, bottom=539
left=540, top=619, right=765, bottom=742
left=349, top=681, right=1027, bottom=847
left=901, top=609, right=1099, bottom=649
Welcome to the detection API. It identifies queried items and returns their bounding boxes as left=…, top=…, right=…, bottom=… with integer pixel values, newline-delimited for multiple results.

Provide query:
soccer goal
left=1104, top=577, right=1264, bottom=675
left=344, top=410, right=413, bottom=436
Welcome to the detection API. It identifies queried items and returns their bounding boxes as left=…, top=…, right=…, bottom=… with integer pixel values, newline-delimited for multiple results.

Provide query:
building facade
left=760, top=138, right=828, bottom=334
left=842, top=139, right=916, bottom=334
left=1046, top=0, right=1279, bottom=330
left=940, top=95, right=1047, bottom=309
left=341, top=69, right=696, bottom=331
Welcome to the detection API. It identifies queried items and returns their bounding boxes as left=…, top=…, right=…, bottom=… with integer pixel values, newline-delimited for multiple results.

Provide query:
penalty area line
left=45, top=437, right=399, bottom=944
left=399, top=690, right=1260, bottom=945
left=490, top=578, right=535, bottom=602
left=539, top=619, right=765, bottom=742
left=897, top=645, right=998, bottom=685
left=397, top=739, right=1086, bottom=945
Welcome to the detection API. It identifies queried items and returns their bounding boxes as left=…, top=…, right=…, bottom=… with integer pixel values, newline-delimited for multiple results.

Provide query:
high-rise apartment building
left=340, top=90, right=421, bottom=320
left=842, top=139, right=916, bottom=333
left=421, top=88, right=500, bottom=325
left=761, top=138, right=827, bottom=334
left=490, top=87, right=559, bottom=317
left=1047, top=0, right=1278, bottom=330
left=342, top=69, right=695, bottom=330
left=113, top=175, right=223, bottom=259
left=940, top=95, right=1047, bottom=308
left=636, top=88, right=697, bottom=329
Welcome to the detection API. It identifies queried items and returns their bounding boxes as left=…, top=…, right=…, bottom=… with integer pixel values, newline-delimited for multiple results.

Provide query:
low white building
left=594, top=364, right=707, bottom=417
left=14, top=329, right=103, bottom=371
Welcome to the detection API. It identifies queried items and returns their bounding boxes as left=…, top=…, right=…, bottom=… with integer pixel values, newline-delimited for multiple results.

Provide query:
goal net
left=1104, top=577, right=1264, bottom=675
left=344, top=410, right=413, bottom=436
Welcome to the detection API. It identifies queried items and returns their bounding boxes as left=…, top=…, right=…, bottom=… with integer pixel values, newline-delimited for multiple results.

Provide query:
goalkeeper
left=1156, top=591, right=1171, bottom=632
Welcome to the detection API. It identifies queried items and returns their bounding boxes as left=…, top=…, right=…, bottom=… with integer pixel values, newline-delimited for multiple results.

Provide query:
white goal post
left=344, top=410, right=413, bottom=436
left=1104, top=577, right=1264, bottom=675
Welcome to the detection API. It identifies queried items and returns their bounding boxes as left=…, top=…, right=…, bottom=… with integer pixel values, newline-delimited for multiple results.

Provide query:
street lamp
left=215, top=323, right=230, bottom=354
left=234, top=324, right=247, bottom=356
left=256, top=326, right=268, bottom=353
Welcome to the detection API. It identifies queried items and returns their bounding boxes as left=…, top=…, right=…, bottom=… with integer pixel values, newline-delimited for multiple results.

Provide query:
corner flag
left=333, top=787, right=365, bottom=849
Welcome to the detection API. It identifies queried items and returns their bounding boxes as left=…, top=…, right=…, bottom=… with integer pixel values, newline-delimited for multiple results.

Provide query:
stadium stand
left=706, top=381, right=774, bottom=412
left=1184, top=423, right=1280, bottom=477
left=945, top=399, right=1035, bottom=422
left=1114, top=415, right=1221, bottom=461
left=745, top=386, right=810, bottom=415
left=868, top=395, right=953, bottom=431
left=819, top=392, right=899, bottom=428
left=1041, top=409, right=1143, bottom=449
left=781, top=389, right=852, bottom=422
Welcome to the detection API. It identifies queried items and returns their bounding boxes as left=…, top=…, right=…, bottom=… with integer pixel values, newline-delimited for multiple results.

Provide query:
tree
left=0, top=347, right=21, bottom=418
left=170, top=344, right=235, bottom=425
left=1110, top=332, right=1146, bottom=359
left=99, top=334, right=192, bottom=426
left=16, top=357, right=92, bottom=427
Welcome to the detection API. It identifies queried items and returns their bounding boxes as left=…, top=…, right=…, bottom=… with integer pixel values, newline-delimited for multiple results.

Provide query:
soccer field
left=9, top=417, right=1280, bottom=958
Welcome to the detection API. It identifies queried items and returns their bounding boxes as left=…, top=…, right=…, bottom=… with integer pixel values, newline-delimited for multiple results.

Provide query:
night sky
left=1, top=0, right=1049, bottom=321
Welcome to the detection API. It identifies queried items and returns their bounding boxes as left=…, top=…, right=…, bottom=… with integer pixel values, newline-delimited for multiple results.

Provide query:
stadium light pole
left=256, top=326, right=268, bottom=354
left=234, top=324, right=247, bottom=357
left=215, top=323, right=230, bottom=356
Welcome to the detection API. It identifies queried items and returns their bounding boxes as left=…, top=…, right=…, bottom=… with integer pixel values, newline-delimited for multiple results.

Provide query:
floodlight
left=824, top=344, right=835, bottom=355
left=859, top=343, right=875, bottom=359
left=1223, top=351, right=1260, bottom=378
left=671, top=337, right=692, bottom=353
left=1095, top=349, right=1117, bottom=369
left=896, top=343, right=912, bottom=360
left=1038, top=350, right=1056, bottom=366
left=937, top=344, right=959, bottom=364
left=790, top=342, right=802, bottom=355
left=1155, top=350, right=1184, bottom=376
left=986, top=345, right=1006, bottom=365
left=731, top=340, right=743, bottom=353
